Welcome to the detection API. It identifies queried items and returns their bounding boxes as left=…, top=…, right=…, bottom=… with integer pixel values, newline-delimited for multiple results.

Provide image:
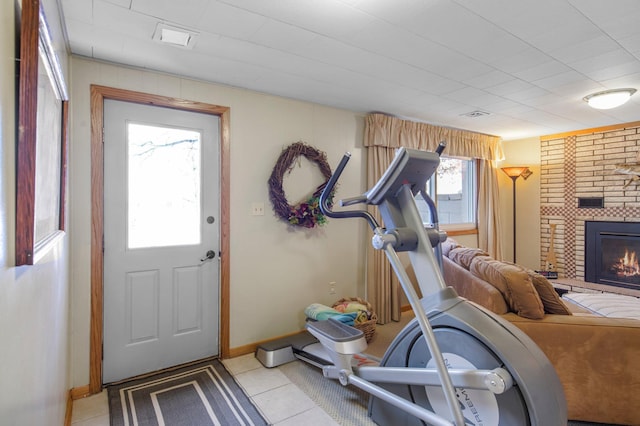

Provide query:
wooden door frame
left=89, top=85, right=230, bottom=394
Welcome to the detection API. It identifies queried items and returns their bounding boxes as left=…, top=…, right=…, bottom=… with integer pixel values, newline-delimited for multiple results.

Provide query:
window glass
left=127, top=123, right=201, bottom=249
left=416, top=157, right=476, bottom=227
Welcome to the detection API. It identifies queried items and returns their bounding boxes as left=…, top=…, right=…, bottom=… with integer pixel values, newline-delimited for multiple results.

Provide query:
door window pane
left=127, top=123, right=201, bottom=249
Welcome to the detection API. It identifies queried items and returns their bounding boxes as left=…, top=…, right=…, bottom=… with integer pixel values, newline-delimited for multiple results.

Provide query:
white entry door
left=103, top=99, right=220, bottom=383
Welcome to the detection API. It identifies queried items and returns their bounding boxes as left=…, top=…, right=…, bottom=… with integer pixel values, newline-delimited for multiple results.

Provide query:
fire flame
left=614, top=249, right=640, bottom=277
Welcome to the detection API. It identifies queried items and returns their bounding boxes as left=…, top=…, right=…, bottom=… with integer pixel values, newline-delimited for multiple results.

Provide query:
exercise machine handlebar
left=319, top=152, right=380, bottom=230
left=320, top=141, right=447, bottom=233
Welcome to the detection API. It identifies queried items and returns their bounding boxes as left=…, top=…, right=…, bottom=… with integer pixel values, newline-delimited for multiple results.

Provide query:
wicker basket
left=332, top=297, right=377, bottom=343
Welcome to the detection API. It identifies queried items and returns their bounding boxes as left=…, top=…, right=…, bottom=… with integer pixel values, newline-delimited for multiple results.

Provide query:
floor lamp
left=501, top=166, right=532, bottom=263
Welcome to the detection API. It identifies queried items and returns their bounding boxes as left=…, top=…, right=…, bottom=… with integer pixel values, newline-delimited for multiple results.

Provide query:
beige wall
left=0, top=1, right=71, bottom=424
left=499, top=137, right=541, bottom=270
left=69, top=58, right=368, bottom=387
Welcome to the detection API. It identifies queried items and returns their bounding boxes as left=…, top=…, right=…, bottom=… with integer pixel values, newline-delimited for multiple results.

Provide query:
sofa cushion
left=440, top=238, right=461, bottom=257
left=522, top=268, right=572, bottom=315
left=448, top=247, right=490, bottom=270
left=470, top=258, right=545, bottom=319
left=442, top=256, right=509, bottom=315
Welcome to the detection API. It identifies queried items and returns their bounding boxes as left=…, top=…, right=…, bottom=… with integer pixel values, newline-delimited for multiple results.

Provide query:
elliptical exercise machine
left=306, top=146, right=567, bottom=425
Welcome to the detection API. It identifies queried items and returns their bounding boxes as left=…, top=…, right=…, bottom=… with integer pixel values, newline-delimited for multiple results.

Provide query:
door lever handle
left=201, top=250, right=216, bottom=262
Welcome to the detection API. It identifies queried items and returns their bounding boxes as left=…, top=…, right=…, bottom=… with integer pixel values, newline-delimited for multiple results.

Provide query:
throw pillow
left=470, top=258, right=545, bottom=319
left=522, top=268, right=572, bottom=315
left=448, top=247, right=490, bottom=270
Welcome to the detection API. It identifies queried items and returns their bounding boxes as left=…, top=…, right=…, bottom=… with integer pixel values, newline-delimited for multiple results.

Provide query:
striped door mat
left=108, top=358, right=268, bottom=426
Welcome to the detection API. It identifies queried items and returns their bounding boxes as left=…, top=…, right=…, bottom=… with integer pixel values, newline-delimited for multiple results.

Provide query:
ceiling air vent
left=153, top=23, right=199, bottom=49
left=460, top=110, right=491, bottom=118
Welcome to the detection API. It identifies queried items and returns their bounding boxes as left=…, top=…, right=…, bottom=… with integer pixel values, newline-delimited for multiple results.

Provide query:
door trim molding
left=89, top=85, right=231, bottom=394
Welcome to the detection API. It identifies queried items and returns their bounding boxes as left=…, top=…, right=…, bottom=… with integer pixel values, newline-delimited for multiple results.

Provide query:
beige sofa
left=440, top=239, right=640, bottom=426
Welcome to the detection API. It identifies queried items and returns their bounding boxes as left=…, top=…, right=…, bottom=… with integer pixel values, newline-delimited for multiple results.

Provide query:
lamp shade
left=501, top=167, right=528, bottom=178
left=583, top=88, right=636, bottom=110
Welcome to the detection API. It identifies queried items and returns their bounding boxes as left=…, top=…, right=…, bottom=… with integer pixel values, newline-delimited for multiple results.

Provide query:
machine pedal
left=306, top=318, right=367, bottom=355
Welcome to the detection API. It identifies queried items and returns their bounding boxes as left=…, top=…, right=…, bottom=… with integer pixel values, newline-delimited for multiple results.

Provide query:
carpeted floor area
left=285, top=310, right=617, bottom=426
left=279, top=360, right=375, bottom=426
left=278, top=357, right=616, bottom=426
left=363, top=310, right=414, bottom=359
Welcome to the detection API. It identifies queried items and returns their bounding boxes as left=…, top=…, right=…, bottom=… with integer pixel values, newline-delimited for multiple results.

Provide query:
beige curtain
left=364, top=113, right=504, bottom=323
left=478, top=159, right=503, bottom=259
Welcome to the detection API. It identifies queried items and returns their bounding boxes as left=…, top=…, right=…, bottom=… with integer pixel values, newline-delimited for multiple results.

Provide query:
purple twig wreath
left=268, top=141, right=334, bottom=228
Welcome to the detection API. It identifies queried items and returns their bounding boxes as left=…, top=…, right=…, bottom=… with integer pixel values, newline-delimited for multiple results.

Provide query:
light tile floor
left=71, top=353, right=341, bottom=425
left=70, top=389, right=110, bottom=426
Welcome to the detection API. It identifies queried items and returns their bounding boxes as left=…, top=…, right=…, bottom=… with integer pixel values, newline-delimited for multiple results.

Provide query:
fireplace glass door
left=586, top=221, right=640, bottom=290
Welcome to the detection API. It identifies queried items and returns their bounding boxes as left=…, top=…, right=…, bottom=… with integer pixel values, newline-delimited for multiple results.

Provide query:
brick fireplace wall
left=540, top=121, right=640, bottom=280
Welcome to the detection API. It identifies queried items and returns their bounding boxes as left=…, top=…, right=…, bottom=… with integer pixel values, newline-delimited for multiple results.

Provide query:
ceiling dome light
left=583, top=88, right=636, bottom=109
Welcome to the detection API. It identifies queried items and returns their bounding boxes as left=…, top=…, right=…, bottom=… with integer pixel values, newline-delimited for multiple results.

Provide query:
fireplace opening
left=585, top=221, right=640, bottom=290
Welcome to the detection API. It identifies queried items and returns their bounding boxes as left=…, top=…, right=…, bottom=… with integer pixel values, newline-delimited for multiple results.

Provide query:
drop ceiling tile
left=493, top=104, right=535, bottom=117
left=601, top=72, right=640, bottom=89
left=405, top=2, right=530, bottom=64
left=61, top=0, right=93, bottom=23
left=455, top=0, right=580, bottom=39
left=548, top=35, right=622, bottom=64
left=463, top=70, right=514, bottom=90
left=103, top=0, right=131, bottom=7
left=92, top=40, right=127, bottom=66
left=248, top=19, right=319, bottom=51
left=194, top=2, right=268, bottom=39
left=520, top=110, right=573, bottom=127
left=339, top=55, right=466, bottom=95
left=513, top=61, right=572, bottom=83
left=348, top=20, right=422, bottom=57
left=198, top=38, right=342, bottom=85
left=569, top=49, right=640, bottom=80
left=486, top=79, right=535, bottom=97
left=548, top=80, right=602, bottom=98
left=93, top=1, right=158, bottom=40
left=478, top=98, right=521, bottom=114
left=528, top=19, right=603, bottom=53
left=492, top=48, right=556, bottom=75
left=503, top=86, right=551, bottom=103
left=442, top=86, right=491, bottom=104
left=532, top=70, right=588, bottom=91
left=569, top=0, right=640, bottom=39
left=218, top=0, right=376, bottom=39
left=586, top=61, right=640, bottom=83
left=619, top=34, right=640, bottom=57
left=410, top=46, right=494, bottom=82
left=321, top=72, right=421, bottom=105
left=403, top=92, right=468, bottom=113
left=63, top=18, right=97, bottom=56
left=131, top=0, right=210, bottom=27
left=291, top=36, right=379, bottom=70
left=289, top=36, right=462, bottom=95
left=349, top=19, right=494, bottom=81
left=398, top=71, right=467, bottom=96
left=522, top=93, right=567, bottom=108
left=185, top=57, right=267, bottom=91
left=402, top=1, right=489, bottom=45
left=350, top=0, right=438, bottom=25
left=606, top=107, right=640, bottom=125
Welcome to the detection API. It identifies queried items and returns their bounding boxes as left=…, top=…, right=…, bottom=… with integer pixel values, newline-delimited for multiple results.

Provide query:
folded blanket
left=333, top=301, right=369, bottom=314
left=304, top=303, right=358, bottom=325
